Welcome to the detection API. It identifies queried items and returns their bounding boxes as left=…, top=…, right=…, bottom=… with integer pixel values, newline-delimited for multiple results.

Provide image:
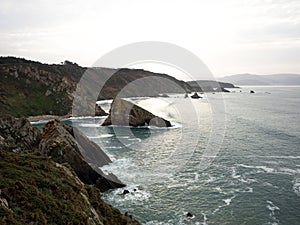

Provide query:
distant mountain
left=220, top=73, right=300, bottom=85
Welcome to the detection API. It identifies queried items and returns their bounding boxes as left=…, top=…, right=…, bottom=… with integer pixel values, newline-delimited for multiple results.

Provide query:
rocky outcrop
left=39, top=120, right=125, bottom=192
left=190, top=92, right=202, bottom=99
left=102, top=98, right=172, bottom=127
left=95, top=104, right=108, bottom=116
left=0, top=114, right=41, bottom=153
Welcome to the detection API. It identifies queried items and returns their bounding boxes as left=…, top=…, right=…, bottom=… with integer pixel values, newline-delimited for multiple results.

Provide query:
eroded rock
left=102, top=98, right=171, bottom=127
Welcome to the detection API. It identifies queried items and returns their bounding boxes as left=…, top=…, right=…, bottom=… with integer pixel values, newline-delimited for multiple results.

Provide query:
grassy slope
left=0, top=74, right=70, bottom=117
left=0, top=151, right=140, bottom=225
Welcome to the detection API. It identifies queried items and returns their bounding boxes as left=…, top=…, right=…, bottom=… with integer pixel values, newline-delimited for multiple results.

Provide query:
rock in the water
left=39, top=120, right=125, bottom=192
left=0, top=115, right=41, bottom=153
left=186, top=212, right=194, bottom=218
left=190, top=92, right=202, bottom=99
left=250, top=90, right=255, bottom=93
left=101, top=98, right=172, bottom=127
left=122, top=190, right=130, bottom=195
left=95, top=104, right=108, bottom=116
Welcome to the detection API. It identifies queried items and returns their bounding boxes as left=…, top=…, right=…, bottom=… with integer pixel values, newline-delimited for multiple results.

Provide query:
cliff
left=0, top=115, right=139, bottom=224
left=0, top=56, right=236, bottom=118
left=0, top=57, right=191, bottom=117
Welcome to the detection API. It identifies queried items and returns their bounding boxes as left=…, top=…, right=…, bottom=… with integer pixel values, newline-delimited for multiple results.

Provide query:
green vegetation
left=0, top=73, right=70, bottom=117
left=0, top=151, right=140, bottom=225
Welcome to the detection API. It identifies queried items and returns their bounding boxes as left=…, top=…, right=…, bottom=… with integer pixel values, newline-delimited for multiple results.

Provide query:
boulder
left=39, top=120, right=125, bottom=192
left=190, top=92, right=202, bottom=99
left=0, top=114, right=41, bottom=153
left=101, top=98, right=172, bottom=127
left=95, top=104, right=108, bottom=116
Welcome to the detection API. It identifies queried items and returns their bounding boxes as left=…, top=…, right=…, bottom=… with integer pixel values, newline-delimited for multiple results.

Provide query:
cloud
left=0, top=0, right=300, bottom=75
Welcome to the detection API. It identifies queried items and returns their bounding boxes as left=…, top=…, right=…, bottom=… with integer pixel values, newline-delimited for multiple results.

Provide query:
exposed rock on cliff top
left=102, top=98, right=172, bottom=127
left=0, top=115, right=41, bottom=153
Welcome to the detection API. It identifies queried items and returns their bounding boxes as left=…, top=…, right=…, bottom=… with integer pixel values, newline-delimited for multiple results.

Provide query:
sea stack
left=190, top=92, right=202, bottom=99
left=101, top=98, right=172, bottom=127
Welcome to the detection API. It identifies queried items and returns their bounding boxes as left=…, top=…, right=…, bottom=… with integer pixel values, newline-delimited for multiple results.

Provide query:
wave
left=87, top=134, right=114, bottom=139
left=96, top=99, right=113, bottom=105
left=68, top=116, right=107, bottom=120
left=78, top=123, right=102, bottom=127
left=104, top=184, right=151, bottom=203
left=223, top=195, right=236, bottom=206
left=266, top=200, right=280, bottom=225
left=237, top=164, right=300, bottom=176
left=293, top=178, right=300, bottom=196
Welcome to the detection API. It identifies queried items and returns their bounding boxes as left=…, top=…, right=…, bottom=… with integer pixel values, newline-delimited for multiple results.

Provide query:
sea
left=33, top=86, right=300, bottom=225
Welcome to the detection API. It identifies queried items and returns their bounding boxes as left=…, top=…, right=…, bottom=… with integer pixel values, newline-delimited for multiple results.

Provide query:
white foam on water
left=69, top=116, right=107, bottom=120
left=102, top=146, right=123, bottom=149
left=96, top=99, right=113, bottom=105
left=266, top=200, right=280, bottom=225
left=240, top=178, right=258, bottom=184
left=214, top=186, right=222, bottom=193
left=223, top=195, right=236, bottom=206
left=205, top=175, right=216, bottom=183
left=167, top=183, right=188, bottom=189
left=104, top=185, right=151, bottom=205
left=277, top=167, right=300, bottom=175
left=202, top=212, right=208, bottom=225
left=243, top=187, right=253, bottom=193
left=30, top=120, right=50, bottom=124
left=231, top=167, right=241, bottom=179
left=247, top=155, right=300, bottom=159
left=263, top=182, right=279, bottom=189
left=87, top=134, right=114, bottom=139
left=292, top=178, right=300, bottom=196
left=145, top=221, right=173, bottom=225
left=79, top=123, right=101, bottom=127
left=237, top=164, right=275, bottom=173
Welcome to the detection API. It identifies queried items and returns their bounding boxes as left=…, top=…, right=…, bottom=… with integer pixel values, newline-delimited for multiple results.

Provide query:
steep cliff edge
left=0, top=151, right=140, bottom=225
left=0, top=115, right=138, bottom=224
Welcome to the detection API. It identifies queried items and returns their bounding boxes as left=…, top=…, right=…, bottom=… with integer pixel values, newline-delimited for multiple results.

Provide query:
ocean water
left=34, top=86, right=300, bottom=225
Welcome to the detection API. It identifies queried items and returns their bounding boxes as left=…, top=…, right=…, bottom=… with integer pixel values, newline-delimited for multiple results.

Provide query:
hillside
left=0, top=57, right=191, bottom=117
left=0, top=56, right=236, bottom=117
left=220, top=73, right=300, bottom=85
left=187, top=80, right=238, bottom=92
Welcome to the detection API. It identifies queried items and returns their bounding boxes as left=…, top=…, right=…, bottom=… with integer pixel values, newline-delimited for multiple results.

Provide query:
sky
left=1, top=0, right=300, bottom=79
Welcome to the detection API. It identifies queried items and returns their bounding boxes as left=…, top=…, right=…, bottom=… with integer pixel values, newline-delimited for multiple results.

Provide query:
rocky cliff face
left=39, top=120, right=124, bottom=192
left=0, top=115, right=124, bottom=192
left=0, top=57, right=193, bottom=117
left=0, top=115, right=41, bottom=153
left=102, top=98, right=172, bottom=127
left=0, top=115, right=139, bottom=224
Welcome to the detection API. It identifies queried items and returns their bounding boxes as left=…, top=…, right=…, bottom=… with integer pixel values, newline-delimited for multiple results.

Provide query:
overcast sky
left=1, top=0, right=300, bottom=78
